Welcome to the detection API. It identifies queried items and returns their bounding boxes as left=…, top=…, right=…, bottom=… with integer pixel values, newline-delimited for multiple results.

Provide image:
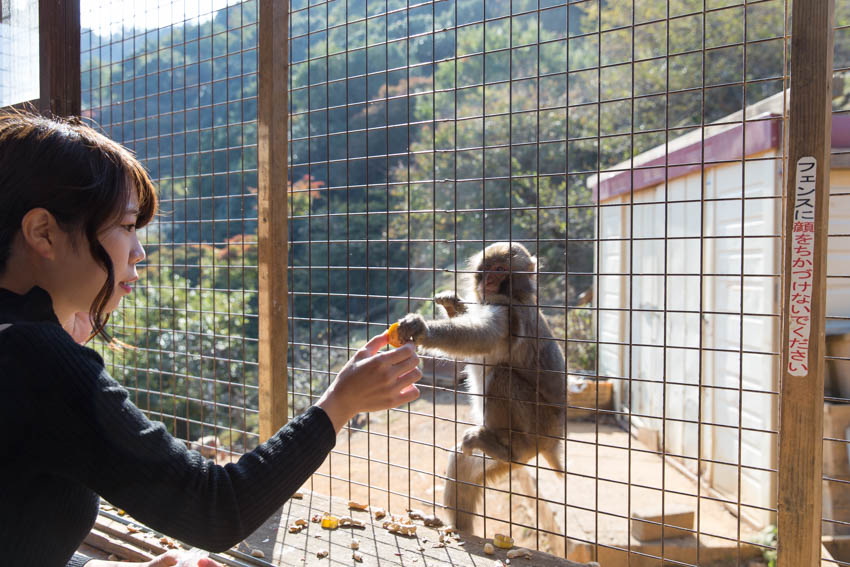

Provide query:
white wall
left=828, top=170, right=850, bottom=322
left=595, top=153, right=784, bottom=527
left=594, top=153, right=850, bottom=528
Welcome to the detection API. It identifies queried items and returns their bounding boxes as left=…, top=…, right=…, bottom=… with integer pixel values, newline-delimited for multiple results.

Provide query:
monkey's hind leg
left=542, top=440, right=566, bottom=476
left=443, top=447, right=510, bottom=531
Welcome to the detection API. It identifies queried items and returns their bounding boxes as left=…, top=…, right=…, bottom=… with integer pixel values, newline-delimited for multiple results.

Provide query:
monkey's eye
left=494, top=266, right=505, bottom=272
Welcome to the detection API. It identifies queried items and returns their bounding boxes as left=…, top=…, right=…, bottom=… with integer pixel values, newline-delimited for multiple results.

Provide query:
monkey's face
left=478, top=262, right=509, bottom=300
left=470, top=242, right=537, bottom=303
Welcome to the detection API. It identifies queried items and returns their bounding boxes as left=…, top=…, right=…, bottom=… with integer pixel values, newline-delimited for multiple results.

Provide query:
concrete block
left=630, top=506, right=695, bottom=542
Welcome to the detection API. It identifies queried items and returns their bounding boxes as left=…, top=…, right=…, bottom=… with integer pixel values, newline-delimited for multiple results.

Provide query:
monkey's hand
left=435, top=291, right=467, bottom=318
left=397, top=313, right=428, bottom=344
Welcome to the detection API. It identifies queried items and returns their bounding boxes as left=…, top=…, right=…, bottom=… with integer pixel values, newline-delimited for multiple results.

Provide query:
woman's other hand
left=87, top=549, right=223, bottom=567
left=147, top=550, right=223, bottom=567
left=316, top=332, right=421, bottom=433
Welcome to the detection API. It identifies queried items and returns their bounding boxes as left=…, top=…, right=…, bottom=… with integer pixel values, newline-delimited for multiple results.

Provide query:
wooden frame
left=257, top=0, right=289, bottom=441
left=38, top=0, right=80, bottom=116
left=777, top=0, right=835, bottom=564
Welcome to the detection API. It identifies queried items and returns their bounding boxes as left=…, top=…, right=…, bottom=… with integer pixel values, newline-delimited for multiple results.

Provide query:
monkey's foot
left=460, top=426, right=484, bottom=455
left=441, top=504, right=473, bottom=532
left=460, top=426, right=512, bottom=462
left=453, top=511, right=474, bottom=531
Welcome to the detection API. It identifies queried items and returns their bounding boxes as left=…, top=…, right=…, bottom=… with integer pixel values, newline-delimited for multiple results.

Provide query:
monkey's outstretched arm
left=397, top=305, right=509, bottom=358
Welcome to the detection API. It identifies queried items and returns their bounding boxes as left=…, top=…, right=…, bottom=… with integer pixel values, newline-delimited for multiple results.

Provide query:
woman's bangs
left=129, top=162, right=157, bottom=228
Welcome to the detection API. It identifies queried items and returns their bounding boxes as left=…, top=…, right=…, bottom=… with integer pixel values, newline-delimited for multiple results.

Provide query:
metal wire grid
left=822, top=4, right=850, bottom=564
left=0, top=5, right=7, bottom=106
left=287, top=0, right=795, bottom=564
left=80, top=0, right=262, bottom=458
left=0, top=0, right=39, bottom=108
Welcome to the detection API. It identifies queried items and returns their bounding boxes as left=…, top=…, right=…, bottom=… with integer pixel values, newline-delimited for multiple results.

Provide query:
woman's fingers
left=365, top=331, right=390, bottom=351
left=146, top=551, right=180, bottom=566
left=355, top=331, right=390, bottom=359
left=376, top=341, right=418, bottom=365
left=145, top=549, right=222, bottom=567
left=396, top=366, right=423, bottom=387
left=396, top=383, right=421, bottom=405
left=391, top=366, right=422, bottom=406
left=389, top=349, right=421, bottom=375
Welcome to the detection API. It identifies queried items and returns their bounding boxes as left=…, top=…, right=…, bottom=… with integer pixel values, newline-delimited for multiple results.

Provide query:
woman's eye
left=123, top=224, right=136, bottom=232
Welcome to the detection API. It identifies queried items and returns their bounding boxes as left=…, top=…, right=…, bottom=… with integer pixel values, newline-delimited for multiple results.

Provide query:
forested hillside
left=81, top=0, right=850, bottom=446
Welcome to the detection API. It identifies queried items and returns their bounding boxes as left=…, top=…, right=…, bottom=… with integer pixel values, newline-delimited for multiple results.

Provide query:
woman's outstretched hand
left=316, top=332, right=422, bottom=433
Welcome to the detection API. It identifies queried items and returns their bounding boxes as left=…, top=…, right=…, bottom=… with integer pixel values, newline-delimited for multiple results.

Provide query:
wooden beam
left=777, top=0, right=835, bottom=564
left=257, top=0, right=289, bottom=441
left=38, top=0, right=80, bottom=117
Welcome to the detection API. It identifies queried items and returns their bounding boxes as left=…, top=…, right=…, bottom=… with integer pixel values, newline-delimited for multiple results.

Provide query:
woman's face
left=97, top=191, right=146, bottom=311
left=53, top=191, right=146, bottom=320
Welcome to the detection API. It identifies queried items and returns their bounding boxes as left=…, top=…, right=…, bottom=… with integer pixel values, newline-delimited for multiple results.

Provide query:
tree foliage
left=86, top=0, right=850, bottom=440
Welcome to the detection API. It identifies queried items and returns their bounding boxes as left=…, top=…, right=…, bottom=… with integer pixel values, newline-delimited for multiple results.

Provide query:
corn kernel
left=493, top=533, right=514, bottom=549
left=321, top=515, right=339, bottom=529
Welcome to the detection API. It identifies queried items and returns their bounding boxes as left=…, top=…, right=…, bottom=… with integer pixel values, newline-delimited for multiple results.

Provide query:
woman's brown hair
left=0, top=111, right=158, bottom=341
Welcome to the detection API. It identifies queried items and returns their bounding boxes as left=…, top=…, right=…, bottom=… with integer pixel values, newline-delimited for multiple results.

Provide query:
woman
left=0, top=111, right=422, bottom=566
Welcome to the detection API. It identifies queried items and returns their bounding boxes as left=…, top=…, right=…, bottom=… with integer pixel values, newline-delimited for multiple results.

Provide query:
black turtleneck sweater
left=0, top=287, right=336, bottom=566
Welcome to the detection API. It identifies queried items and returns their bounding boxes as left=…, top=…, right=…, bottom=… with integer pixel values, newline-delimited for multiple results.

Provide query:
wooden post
left=38, top=0, right=80, bottom=116
left=257, top=0, right=289, bottom=441
left=777, top=0, right=834, bottom=564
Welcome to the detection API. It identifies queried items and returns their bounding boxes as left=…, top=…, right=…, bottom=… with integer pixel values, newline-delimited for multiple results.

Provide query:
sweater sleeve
left=14, top=324, right=337, bottom=552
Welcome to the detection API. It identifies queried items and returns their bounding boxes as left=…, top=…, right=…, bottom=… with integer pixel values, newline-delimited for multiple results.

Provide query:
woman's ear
left=20, top=208, right=58, bottom=260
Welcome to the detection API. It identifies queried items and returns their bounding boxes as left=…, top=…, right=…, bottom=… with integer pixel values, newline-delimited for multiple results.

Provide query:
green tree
left=97, top=239, right=261, bottom=450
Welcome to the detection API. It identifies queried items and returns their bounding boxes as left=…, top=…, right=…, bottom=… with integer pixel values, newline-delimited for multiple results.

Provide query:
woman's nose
left=131, top=236, right=146, bottom=264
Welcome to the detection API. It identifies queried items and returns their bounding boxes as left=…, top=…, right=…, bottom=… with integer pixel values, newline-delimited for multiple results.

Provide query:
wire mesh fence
left=0, top=0, right=39, bottom=108
left=80, top=0, right=262, bottom=460
left=45, top=0, right=850, bottom=564
left=285, top=0, right=842, bottom=565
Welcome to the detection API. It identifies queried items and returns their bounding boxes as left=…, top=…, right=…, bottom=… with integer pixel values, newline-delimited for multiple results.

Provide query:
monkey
left=395, top=242, right=566, bottom=532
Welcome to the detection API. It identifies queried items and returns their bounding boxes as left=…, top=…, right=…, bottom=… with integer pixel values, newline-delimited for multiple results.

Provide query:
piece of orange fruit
left=387, top=322, right=403, bottom=347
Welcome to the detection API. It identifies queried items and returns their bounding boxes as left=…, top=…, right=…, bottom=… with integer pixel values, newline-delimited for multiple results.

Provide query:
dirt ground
left=298, top=389, right=763, bottom=565
left=77, top=389, right=766, bottom=566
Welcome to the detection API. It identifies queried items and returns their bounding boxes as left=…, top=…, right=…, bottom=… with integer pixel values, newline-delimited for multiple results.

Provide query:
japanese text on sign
left=787, top=156, right=817, bottom=377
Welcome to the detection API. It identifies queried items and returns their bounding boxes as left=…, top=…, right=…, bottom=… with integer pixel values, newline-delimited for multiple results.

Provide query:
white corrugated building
left=590, top=91, right=850, bottom=527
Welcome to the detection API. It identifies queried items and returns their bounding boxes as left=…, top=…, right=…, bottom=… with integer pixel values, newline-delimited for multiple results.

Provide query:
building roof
left=591, top=90, right=850, bottom=202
